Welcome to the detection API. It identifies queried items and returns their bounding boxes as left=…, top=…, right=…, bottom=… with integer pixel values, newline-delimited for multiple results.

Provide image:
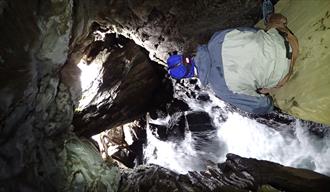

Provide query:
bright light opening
left=76, top=50, right=109, bottom=110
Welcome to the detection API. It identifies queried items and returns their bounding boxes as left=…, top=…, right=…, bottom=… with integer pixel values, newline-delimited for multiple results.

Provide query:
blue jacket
left=194, top=28, right=274, bottom=114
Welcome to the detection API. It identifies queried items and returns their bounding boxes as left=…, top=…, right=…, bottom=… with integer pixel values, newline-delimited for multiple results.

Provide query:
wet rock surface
left=187, top=111, right=216, bottom=132
left=0, top=0, right=121, bottom=191
left=72, top=34, right=172, bottom=137
left=149, top=112, right=186, bottom=141
left=249, top=109, right=330, bottom=138
left=148, top=111, right=217, bottom=142
left=119, top=153, right=330, bottom=192
left=0, top=0, right=80, bottom=191
left=97, top=121, right=147, bottom=168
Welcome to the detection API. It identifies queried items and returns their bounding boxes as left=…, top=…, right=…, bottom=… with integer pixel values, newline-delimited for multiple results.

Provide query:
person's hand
left=257, top=87, right=277, bottom=94
left=266, top=13, right=288, bottom=30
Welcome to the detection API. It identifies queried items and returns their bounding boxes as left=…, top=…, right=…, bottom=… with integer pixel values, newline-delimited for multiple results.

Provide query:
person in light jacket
left=166, top=2, right=298, bottom=114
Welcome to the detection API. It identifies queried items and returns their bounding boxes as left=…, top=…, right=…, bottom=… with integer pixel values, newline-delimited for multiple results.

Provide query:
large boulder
left=118, top=153, right=330, bottom=192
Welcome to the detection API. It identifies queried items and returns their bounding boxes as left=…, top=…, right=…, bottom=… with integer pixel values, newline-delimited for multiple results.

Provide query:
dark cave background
left=1, top=0, right=330, bottom=191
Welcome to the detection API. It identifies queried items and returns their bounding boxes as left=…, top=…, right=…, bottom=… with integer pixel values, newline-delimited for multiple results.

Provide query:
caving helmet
left=166, top=54, right=195, bottom=79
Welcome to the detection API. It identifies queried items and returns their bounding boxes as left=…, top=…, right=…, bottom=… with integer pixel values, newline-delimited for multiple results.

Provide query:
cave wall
left=94, top=0, right=261, bottom=62
left=72, top=35, right=172, bottom=137
left=0, top=0, right=121, bottom=191
left=0, top=0, right=74, bottom=190
left=2, top=0, right=330, bottom=191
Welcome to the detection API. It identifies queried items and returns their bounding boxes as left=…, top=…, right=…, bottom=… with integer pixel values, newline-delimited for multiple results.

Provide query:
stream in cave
left=78, top=35, right=330, bottom=177
left=143, top=80, right=330, bottom=176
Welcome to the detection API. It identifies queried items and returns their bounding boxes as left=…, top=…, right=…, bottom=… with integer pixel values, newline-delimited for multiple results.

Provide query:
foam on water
left=144, top=85, right=330, bottom=175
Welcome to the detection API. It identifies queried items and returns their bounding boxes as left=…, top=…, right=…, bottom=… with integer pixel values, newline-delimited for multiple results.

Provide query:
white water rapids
left=143, top=82, right=330, bottom=176
left=81, top=51, right=330, bottom=176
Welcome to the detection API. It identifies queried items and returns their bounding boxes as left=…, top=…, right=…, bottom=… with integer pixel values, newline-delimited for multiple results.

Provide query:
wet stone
left=186, top=111, right=216, bottom=132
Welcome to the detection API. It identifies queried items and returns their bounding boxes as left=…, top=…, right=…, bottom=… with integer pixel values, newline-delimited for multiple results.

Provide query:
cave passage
left=1, top=0, right=330, bottom=191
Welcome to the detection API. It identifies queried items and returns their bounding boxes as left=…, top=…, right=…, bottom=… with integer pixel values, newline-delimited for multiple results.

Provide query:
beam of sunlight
left=77, top=50, right=109, bottom=110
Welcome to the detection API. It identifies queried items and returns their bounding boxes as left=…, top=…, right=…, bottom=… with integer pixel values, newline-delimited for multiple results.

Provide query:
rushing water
left=143, top=80, right=330, bottom=176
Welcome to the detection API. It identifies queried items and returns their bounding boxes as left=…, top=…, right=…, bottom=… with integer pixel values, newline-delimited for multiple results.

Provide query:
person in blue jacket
left=166, top=0, right=298, bottom=114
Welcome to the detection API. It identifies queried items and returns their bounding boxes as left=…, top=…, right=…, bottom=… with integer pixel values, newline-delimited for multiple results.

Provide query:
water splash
left=218, top=113, right=330, bottom=175
left=143, top=81, right=330, bottom=175
left=144, top=125, right=200, bottom=173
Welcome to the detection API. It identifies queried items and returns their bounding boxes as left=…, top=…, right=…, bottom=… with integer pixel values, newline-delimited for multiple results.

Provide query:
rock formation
left=119, top=153, right=330, bottom=192
left=1, top=0, right=329, bottom=191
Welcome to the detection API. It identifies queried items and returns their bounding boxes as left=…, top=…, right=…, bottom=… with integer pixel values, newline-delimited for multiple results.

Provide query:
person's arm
left=206, top=66, right=274, bottom=114
left=223, top=93, right=274, bottom=114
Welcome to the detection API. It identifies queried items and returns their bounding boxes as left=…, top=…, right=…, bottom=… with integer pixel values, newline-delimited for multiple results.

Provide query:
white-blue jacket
left=194, top=28, right=275, bottom=114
